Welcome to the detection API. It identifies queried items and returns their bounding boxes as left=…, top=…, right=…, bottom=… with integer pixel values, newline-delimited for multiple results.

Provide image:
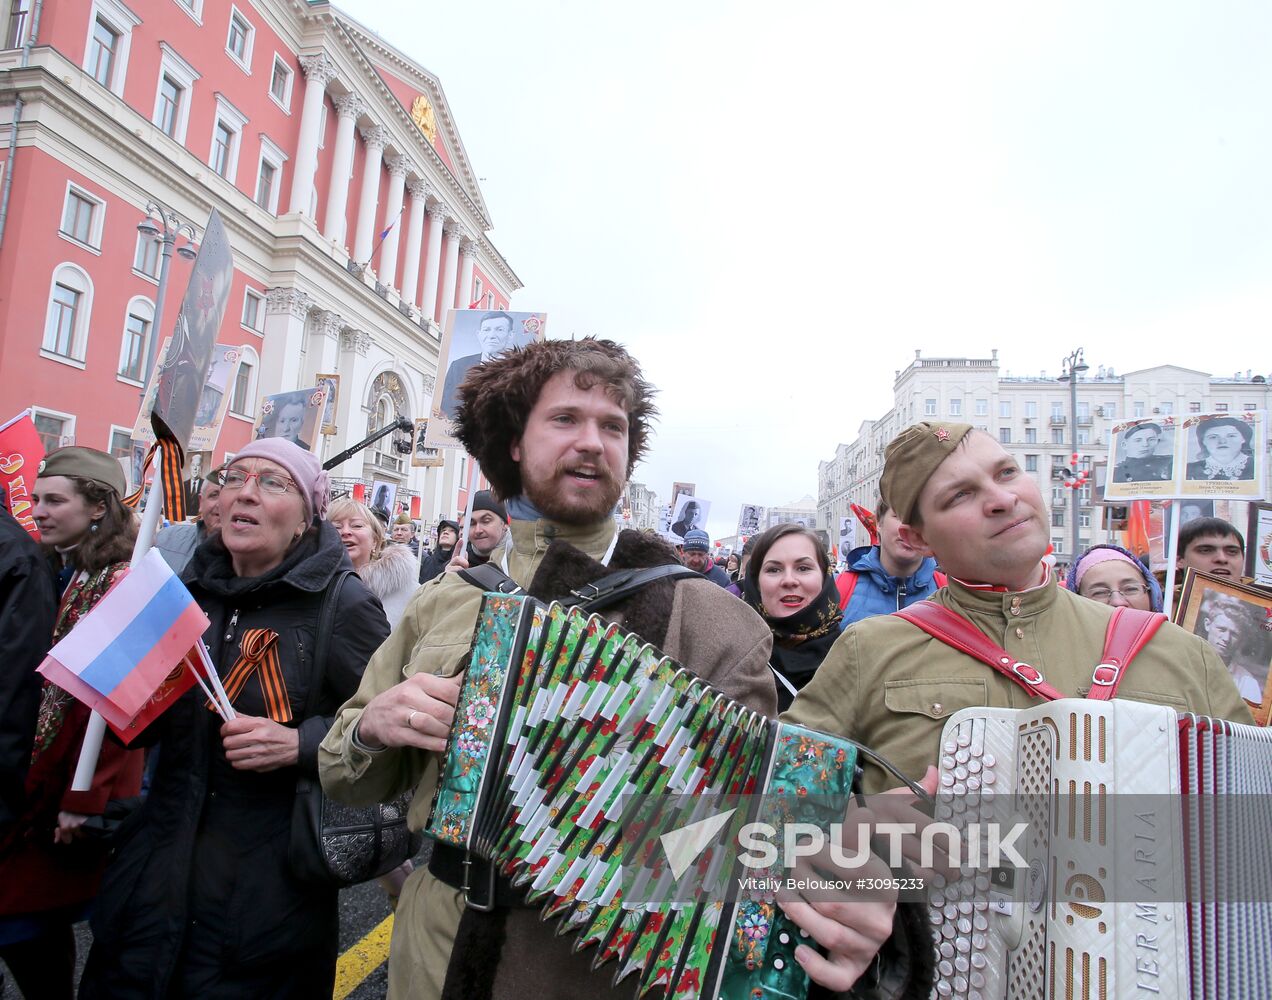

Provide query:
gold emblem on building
left=410, top=95, right=438, bottom=143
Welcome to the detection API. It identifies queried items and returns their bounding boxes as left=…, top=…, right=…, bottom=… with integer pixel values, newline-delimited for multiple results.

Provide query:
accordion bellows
left=426, top=594, right=860, bottom=1000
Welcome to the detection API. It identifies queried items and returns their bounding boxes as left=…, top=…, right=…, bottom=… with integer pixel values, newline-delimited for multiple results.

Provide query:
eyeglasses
left=218, top=469, right=297, bottom=495
left=1084, top=584, right=1147, bottom=602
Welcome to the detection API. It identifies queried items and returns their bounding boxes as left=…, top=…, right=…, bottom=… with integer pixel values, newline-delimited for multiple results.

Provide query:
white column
left=377, top=156, right=408, bottom=289
left=457, top=241, right=478, bottom=309
left=439, top=221, right=462, bottom=322
left=259, top=288, right=314, bottom=394
left=420, top=201, right=448, bottom=319
left=352, top=124, right=388, bottom=265
left=330, top=327, right=376, bottom=477
left=400, top=179, right=429, bottom=305
left=289, top=54, right=336, bottom=217
left=323, top=92, right=364, bottom=244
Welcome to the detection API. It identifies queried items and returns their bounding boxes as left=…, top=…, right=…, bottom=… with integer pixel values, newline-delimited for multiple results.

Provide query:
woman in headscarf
left=741, top=522, right=843, bottom=710
left=81, top=439, right=390, bottom=999
left=0, top=448, right=142, bottom=1000
left=1065, top=543, right=1164, bottom=612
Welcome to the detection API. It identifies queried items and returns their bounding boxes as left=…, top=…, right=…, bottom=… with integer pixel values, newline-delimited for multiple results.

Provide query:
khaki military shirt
left=785, top=576, right=1252, bottom=794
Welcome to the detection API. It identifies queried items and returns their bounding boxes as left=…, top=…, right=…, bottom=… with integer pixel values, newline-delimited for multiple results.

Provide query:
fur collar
left=357, top=542, right=417, bottom=603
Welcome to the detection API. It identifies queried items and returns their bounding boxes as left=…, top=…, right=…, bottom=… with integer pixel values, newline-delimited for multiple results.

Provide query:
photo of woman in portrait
left=1185, top=417, right=1256, bottom=481
left=254, top=391, right=316, bottom=452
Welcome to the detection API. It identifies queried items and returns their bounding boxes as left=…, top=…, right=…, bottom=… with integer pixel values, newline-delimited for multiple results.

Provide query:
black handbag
left=287, top=570, right=422, bottom=886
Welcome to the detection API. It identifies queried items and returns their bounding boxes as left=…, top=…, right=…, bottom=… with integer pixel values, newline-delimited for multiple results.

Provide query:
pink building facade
left=0, top=0, right=519, bottom=522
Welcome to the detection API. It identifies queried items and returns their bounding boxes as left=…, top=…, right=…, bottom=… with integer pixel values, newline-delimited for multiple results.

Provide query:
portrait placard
left=668, top=494, right=710, bottom=542
left=1180, top=411, right=1264, bottom=499
left=427, top=309, right=547, bottom=449
left=133, top=341, right=245, bottom=453
left=1248, top=503, right=1272, bottom=588
left=1175, top=569, right=1272, bottom=725
left=1104, top=418, right=1177, bottom=500
left=316, top=374, right=340, bottom=435
left=369, top=480, right=397, bottom=515
left=671, top=482, right=696, bottom=505
left=252, top=385, right=327, bottom=453
left=412, top=418, right=445, bottom=467
left=736, top=503, right=766, bottom=540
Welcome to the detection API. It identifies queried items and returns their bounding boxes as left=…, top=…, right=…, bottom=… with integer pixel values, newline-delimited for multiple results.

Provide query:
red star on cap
left=934, top=428, right=950, bottom=442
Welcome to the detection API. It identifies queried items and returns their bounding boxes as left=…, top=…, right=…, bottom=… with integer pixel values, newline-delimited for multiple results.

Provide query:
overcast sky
left=342, top=0, right=1271, bottom=541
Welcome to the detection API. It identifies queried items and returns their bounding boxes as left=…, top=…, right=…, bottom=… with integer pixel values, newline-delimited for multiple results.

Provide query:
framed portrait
left=411, top=418, right=444, bottom=468
left=252, top=385, right=327, bottom=453
left=369, top=479, right=398, bottom=515
left=671, top=482, right=696, bottom=505
left=736, top=503, right=766, bottom=539
left=427, top=309, right=547, bottom=449
left=1180, top=411, right=1264, bottom=499
left=1175, top=569, right=1272, bottom=725
left=316, top=373, right=340, bottom=436
left=668, top=494, right=710, bottom=542
left=1103, top=418, right=1177, bottom=500
left=1248, top=502, right=1272, bottom=588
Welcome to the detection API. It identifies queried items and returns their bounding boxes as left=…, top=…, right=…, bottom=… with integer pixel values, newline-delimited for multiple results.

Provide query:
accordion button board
left=929, top=700, right=1272, bottom=1000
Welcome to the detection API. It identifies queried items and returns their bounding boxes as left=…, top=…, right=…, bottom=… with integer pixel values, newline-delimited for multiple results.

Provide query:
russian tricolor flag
left=38, top=549, right=210, bottom=732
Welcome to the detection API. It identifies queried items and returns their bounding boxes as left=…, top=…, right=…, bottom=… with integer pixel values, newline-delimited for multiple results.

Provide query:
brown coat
left=320, top=519, right=776, bottom=1000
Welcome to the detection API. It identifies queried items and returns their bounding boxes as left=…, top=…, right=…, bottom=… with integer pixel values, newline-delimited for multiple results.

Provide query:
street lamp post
left=136, top=202, right=197, bottom=401
left=1059, top=348, right=1089, bottom=562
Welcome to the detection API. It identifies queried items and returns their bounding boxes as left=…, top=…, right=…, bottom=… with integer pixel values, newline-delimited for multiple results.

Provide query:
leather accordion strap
left=207, top=628, right=292, bottom=722
left=1087, top=606, right=1166, bottom=701
left=122, top=438, right=187, bottom=522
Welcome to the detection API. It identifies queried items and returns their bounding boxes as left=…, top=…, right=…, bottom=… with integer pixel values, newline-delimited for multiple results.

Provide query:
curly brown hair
left=452, top=338, right=657, bottom=500
left=63, top=479, right=138, bottom=575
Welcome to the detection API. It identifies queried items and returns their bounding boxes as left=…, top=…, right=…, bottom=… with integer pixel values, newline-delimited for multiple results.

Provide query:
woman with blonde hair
left=328, top=497, right=418, bottom=626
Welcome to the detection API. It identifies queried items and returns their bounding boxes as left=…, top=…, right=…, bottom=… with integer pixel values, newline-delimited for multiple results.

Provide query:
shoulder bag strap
left=456, top=562, right=523, bottom=595
left=298, top=569, right=350, bottom=720
left=1086, top=607, right=1167, bottom=701
left=894, top=601, right=1069, bottom=702
left=562, top=564, right=700, bottom=612
left=836, top=571, right=859, bottom=611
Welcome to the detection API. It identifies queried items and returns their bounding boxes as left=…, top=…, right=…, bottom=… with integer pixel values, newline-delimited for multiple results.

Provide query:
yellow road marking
left=334, top=913, right=394, bottom=1000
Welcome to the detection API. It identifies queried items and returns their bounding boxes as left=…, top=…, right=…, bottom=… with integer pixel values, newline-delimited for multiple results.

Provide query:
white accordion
left=928, top=699, right=1272, bottom=1000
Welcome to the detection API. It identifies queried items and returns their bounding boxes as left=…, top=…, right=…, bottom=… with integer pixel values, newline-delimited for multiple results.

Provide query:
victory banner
left=0, top=410, right=45, bottom=538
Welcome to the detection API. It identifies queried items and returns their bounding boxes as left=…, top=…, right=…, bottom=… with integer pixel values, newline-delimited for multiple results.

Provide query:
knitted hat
left=37, top=446, right=126, bottom=498
left=682, top=528, right=710, bottom=552
left=468, top=489, right=507, bottom=521
left=880, top=422, right=973, bottom=524
left=437, top=518, right=459, bottom=537
left=226, top=438, right=329, bottom=522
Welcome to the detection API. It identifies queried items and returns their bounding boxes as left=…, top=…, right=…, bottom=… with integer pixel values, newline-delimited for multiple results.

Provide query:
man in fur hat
left=321, top=339, right=902, bottom=999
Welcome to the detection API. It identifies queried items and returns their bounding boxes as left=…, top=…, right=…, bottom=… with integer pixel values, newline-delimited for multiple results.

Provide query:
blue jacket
left=700, top=560, right=732, bottom=588
left=837, top=545, right=944, bottom=630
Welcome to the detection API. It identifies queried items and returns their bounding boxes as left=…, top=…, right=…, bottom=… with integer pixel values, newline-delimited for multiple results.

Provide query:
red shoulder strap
left=933, top=571, right=948, bottom=588
left=1086, top=607, right=1166, bottom=701
left=894, top=602, right=1068, bottom=702
left=836, top=571, right=859, bottom=611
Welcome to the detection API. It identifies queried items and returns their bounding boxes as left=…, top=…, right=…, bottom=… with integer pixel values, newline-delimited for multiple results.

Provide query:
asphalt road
left=1, top=857, right=416, bottom=1000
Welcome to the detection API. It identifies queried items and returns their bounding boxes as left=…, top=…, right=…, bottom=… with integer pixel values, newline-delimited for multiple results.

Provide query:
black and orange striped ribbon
left=122, top=438, right=187, bottom=522
left=206, top=628, right=293, bottom=723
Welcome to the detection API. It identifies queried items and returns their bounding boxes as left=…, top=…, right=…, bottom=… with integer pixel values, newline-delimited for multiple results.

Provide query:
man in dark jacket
left=0, top=503, right=55, bottom=837
left=461, top=490, right=507, bottom=567
left=418, top=519, right=459, bottom=583
left=680, top=528, right=731, bottom=587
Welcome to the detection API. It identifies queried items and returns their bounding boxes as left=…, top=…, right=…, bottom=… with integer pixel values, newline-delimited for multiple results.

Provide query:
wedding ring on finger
left=408, top=709, right=420, bottom=730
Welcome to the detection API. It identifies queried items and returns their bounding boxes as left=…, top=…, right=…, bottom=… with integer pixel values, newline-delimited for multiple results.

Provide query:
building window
left=60, top=187, right=102, bottom=248
left=108, top=428, right=132, bottom=457
left=1050, top=401, right=1064, bottom=420
left=229, top=348, right=259, bottom=416
left=133, top=230, right=159, bottom=278
left=1133, top=401, right=1145, bottom=418
left=253, top=136, right=287, bottom=213
left=1077, top=429, right=1089, bottom=445
left=1025, top=427, right=1037, bottom=444
left=1025, top=454, right=1038, bottom=472
left=1079, top=512, right=1091, bottom=528
left=1025, top=401, right=1038, bottom=418
left=269, top=55, right=292, bottom=110
left=33, top=411, right=72, bottom=453
left=974, top=398, right=988, bottom=417
left=1243, top=402, right=1257, bottom=412
left=1188, top=401, right=1201, bottom=413
left=172, top=0, right=203, bottom=22
left=1050, top=427, right=1065, bottom=444
left=1103, top=402, right=1116, bottom=419
left=1158, top=401, right=1173, bottom=416
left=998, top=427, right=1011, bottom=444
left=42, top=264, right=92, bottom=362
left=1215, top=402, right=1229, bottom=412
left=153, top=44, right=200, bottom=143
left=924, top=398, right=936, bottom=416
left=117, top=298, right=154, bottom=382
left=948, top=399, right=962, bottom=416
left=1076, top=401, right=1089, bottom=420
left=241, top=288, right=263, bottom=332
left=1052, top=509, right=1065, bottom=527
left=225, top=7, right=253, bottom=68
left=6, top=0, right=29, bottom=48
left=999, top=400, right=1011, bottom=419
left=87, top=18, right=119, bottom=86
left=209, top=95, right=247, bottom=182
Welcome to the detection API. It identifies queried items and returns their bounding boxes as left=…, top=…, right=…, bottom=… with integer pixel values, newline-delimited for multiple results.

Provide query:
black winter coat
left=80, top=522, right=390, bottom=999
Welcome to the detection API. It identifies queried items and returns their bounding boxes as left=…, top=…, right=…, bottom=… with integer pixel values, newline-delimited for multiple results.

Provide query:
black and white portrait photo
left=669, top=495, right=710, bottom=541
left=1112, top=422, right=1174, bottom=483
left=1185, top=416, right=1257, bottom=483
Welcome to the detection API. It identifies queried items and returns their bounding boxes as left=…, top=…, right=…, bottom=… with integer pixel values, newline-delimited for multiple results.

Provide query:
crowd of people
left=0, top=335, right=1266, bottom=999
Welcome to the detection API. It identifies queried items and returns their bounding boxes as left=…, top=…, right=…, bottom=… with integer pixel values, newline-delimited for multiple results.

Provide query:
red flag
left=352, top=483, right=366, bottom=502
left=410, top=495, right=422, bottom=519
left=0, top=410, right=45, bottom=539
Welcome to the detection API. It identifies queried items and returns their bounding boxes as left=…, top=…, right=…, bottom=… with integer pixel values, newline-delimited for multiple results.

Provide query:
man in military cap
left=1112, top=421, right=1173, bottom=482
left=786, top=421, right=1251, bottom=794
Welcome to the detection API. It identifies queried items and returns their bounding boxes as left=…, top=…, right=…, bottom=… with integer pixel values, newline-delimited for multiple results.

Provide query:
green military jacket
left=785, top=575, right=1253, bottom=794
